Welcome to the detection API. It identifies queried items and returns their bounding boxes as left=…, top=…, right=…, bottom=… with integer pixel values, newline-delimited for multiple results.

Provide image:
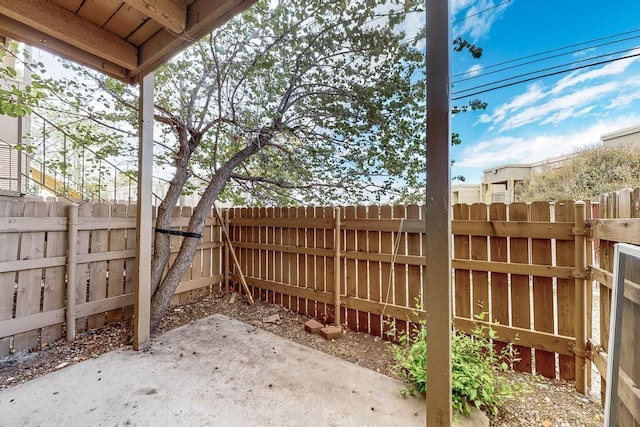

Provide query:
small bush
left=390, top=313, right=518, bottom=417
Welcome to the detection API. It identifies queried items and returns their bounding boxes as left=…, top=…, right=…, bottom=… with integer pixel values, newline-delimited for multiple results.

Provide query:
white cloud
left=457, top=115, right=640, bottom=168
left=452, top=0, right=512, bottom=40
left=573, top=47, right=596, bottom=58
left=466, top=64, right=483, bottom=77
left=539, top=105, right=595, bottom=126
left=605, top=77, right=640, bottom=109
left=451, top=0, right=477, bottom=16
left=551, top=48, right=640, bottom=94
left=500, top=82, right=621, bottom=131
left=476, top=82, right=546, bottom=126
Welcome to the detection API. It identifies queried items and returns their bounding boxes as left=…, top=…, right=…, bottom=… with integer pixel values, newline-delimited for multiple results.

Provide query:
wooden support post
left=65, top=203, right=78, bottom=341
left=133, top=72, right=154, bottom=350
left=425, top=0, right=452, bottom=425
left=213, top=204, right=254, bottom=305
left=224, top=208, right=230, bottom=293
left=334, top=207, right=341, bottom=326
left=574, top=201, right=588, bottom=394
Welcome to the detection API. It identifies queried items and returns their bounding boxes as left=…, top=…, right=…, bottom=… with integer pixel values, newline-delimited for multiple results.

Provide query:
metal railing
left=0, top=112, right=166, bottom=205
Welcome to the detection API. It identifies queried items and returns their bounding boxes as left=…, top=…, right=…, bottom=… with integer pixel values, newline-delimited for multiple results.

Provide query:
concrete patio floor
left=0, top=314, right=487, bottom=426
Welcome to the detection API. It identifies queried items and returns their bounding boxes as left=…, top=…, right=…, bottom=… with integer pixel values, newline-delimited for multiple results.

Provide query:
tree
left=32, top=0, right=484, bottom=334
left=517, top=144, right=640, bottom=202
left=0, top=40, right=47, bottom=118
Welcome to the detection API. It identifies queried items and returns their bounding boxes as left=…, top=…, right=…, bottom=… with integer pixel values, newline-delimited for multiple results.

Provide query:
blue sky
left=449, top=0, right=640, bottom=183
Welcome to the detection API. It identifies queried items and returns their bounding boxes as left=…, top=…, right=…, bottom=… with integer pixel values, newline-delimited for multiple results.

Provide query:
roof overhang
left=0, top=0, right=256, bottom=83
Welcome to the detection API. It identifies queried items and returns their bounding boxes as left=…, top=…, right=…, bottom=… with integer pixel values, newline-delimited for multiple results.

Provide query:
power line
left=453, top=46, right=640, bottom=95
left=451, top=51, right=640, bottom=100
left=453, top=27, right=640, bottom=78
left=451, top=0, right=512, bottom=25
left=453, top=33, right=640, bottom=84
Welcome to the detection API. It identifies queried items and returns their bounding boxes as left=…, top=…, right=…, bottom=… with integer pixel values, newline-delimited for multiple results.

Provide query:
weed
left=389, top=312, right=519, bottom=417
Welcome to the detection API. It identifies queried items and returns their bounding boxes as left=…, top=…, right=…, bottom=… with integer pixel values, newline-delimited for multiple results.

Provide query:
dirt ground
left=0, top=292, right=604, bottom=426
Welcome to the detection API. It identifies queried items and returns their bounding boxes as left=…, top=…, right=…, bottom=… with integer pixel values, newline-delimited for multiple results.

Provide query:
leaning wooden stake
left=213, top=205, right=254, bottom=305
left=574, top=200, right=588, bottom=394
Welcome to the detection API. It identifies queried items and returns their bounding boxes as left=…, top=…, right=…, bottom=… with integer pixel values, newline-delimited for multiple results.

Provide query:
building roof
left=601, top=124, right=640, bottom=141
left=0, top=0, right=256, bottom=83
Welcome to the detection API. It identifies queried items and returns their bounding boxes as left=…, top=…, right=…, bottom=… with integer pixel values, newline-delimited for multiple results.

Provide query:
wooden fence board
left=325, top=207, right=336, bottom=322
left=274, top=207, right=285, bottom=308
left=392, top=205, right=408, bottom=337
left=453, top=204, right=470, bottom=319
left=306, top=208, right=316, bottom=318
left=508, top=202, right=532, bottom=372
left=356, top=205, right=369, bottom=333
left=344, top=206, right=357, bottom=329
left=368, top=205, right=382, bottom=336
left=407, top=205, right=422, bottom=313
left=0, top=200, right=22, bottom=355
left=555, top=200, right=576, bottom=380
left=379, top=205, right=394, bottom=339
left=470, top=203, right=489, bottom=317
left=123, top=204, right=136, bottom=320
left=297, top=207, right=307, bottom=314
left=106, top=204, right=126, bottom=324
left=530, top=201, right=555, bottom=378
left=489, top=203, right=509, bottom=325
left=87, top=203, right=110, bottom=329
left=41, top=202, right=67, bottom=345
left=316, top=207, right=330, bottom=321
left=14, top=201, right=48, bottom=351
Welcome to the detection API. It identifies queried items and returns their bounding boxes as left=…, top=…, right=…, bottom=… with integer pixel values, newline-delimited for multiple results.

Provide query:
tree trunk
left=149, top=137, right=263, bottom=334
left=150, top=152, right=191, bottom=296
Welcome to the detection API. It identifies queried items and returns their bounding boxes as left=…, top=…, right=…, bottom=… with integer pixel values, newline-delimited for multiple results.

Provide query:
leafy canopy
left=35, top=0, right=483, bottom=206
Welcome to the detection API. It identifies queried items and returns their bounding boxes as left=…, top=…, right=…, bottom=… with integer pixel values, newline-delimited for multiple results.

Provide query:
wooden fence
left=0, top=200, right=223, bottom=357
left=225, top=202, right=592, bottom=384
left=588, top=187, right=640, bottom=425
left=1, top=192, right=639, bottom=419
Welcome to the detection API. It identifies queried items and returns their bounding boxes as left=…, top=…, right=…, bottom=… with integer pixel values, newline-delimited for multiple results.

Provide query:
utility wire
left=453, top=46, right=640, bottom=94
left=453, top=27, right=640, bottom=78
left=453, top=34, right=640, bottom=84
left=451, top=0, right=512, bottom=24
left=451, top=51, right=640, bottom=100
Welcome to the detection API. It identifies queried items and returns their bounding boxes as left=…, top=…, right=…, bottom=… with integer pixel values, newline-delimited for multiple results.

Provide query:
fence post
left=334, top=207, right=341, bottom=326
left=574, top=200, right=588, bottom=394
left=224, top=208, right=230, bottom=293
left=66, top=203, right=78, bottom=341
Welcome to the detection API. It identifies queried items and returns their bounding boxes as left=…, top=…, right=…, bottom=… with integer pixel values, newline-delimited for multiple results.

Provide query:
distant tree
left=517, top=145, right=640, bottom=202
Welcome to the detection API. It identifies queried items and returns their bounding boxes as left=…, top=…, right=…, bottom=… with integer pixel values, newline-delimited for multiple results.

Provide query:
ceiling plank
left=123, top=0, right=187, bottom=35
left=0, top=0, right=137, bottom=70
left=134, top=0, right=256, bottom=80
left=0, top=13, right=131, bottom=82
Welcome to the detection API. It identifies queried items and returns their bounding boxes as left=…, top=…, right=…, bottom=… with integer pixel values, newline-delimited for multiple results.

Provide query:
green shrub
left=390, top=313, right=518, bottom=417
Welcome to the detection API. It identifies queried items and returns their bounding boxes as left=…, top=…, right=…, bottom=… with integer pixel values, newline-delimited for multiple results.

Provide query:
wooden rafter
left=123, top=0, right=187, bottom=35
left=0, top=14, right=130, bottom=81
left=133, top=0, right=256, bottom=80
left=0, top=0, right=137, bottom=70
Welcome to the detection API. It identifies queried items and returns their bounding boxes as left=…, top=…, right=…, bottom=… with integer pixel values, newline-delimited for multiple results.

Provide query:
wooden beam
left=133, top=0, right=257, bottom=80
left=0, top=14, right=130, bottom=81
left=588, top=218, right=640, bottom=245
left=133, top=72, right=154, bottom=350
left=425, top=0, right=452, bottom=425
left=123, top=0, right=187, bottom=35
left=453, top=317, right=575, bottom=356
left=0, top=0, right=137, bottom=70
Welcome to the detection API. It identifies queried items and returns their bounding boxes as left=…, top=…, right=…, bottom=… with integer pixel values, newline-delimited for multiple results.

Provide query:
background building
left=456, top=124, right=640, bottom=204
